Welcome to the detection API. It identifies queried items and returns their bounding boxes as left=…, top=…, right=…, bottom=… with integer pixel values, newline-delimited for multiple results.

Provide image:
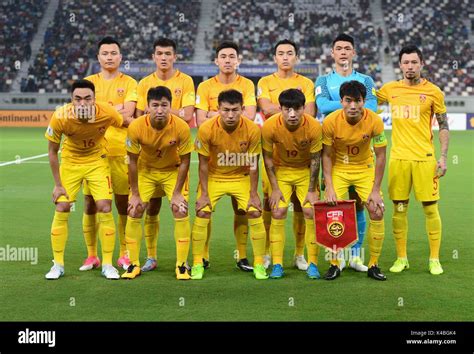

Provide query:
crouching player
left=322, top=81, right=387, bottom=281
left=121, top=86, right=192, bottom=280
left=190, top=89, right=268, bottom=280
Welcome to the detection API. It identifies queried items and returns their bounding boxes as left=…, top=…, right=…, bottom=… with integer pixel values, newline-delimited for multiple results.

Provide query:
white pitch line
left=0, top=153, right=49, bottom=167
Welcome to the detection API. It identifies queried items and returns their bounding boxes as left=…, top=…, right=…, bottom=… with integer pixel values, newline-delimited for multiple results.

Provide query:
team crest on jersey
left=299, top=139, right=310, bottom=149
left=169, top=140, right=177, bottom=145
left=174, top=88, right=182, bottom=97
left=419, top=94, right=426, bottom=103
left=117, top=88, right=125, bottom=97
left=327, top=210, right=345, bottom=238
left=98, top=127, right=106, bottom=135
left=362, top=134, right=370, bottom=142
left=239, top=141, right=249, bottom=152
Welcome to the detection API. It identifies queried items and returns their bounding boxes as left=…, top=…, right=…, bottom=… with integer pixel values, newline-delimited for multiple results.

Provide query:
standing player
left=377, top=45, right=449, bottom=275
left=195, top=41, right=257, bottom=271
left=135, top=38, right=195, bottom=273
left=121, top=86, right=193, bottom=280
left=262, top=89, right=322, bottom=280
left=315, top=33, right=378, bottom=272
left=322, top=81, right=387, bottom=281
left=190, top=90, right=268, bottom=280
left=257, top=39, right=316, bottom=271
left=80, top=37, right=137, bottom=272
left=44, top=79, right=125, bottom=280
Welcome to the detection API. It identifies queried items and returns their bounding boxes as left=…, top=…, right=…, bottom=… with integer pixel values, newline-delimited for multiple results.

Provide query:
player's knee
left=196, top=210, right=211, bottom=219
left=56, top=202, right=71, bottom=213
left=247, top=210, right=261, bottom=219
left=172, top=207, right=188, bottom=219
left=84, top=195, right=96, bottom=214
left=95, top=200, right=112, bottom=213
left=271, top=208, right=287, bottom=219
left=369, top=211, right=384, bottom=221
left=302, top=208, right=313, bottom=219
left=147, top=198, right=162, bottom=215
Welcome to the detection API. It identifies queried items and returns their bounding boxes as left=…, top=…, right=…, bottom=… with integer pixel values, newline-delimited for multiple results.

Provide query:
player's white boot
left=293, top=255, right=309, bottom=270
left=101, top=264, right=120, bottom=280
left=45, top=261, right=64, bottom=280
left=349, top=256, right=368, bottom=272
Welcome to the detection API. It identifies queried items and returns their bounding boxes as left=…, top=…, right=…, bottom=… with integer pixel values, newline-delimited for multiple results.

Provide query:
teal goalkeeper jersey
left=315, top=70, right=377, bottom=116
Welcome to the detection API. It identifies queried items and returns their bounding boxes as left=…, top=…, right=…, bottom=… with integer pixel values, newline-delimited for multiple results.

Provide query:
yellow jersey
left=262, top=113, right=322, bottom=168
left=85, top=72, right=138, bottom=157
left=322, top=108, right=387, bottom=171
left=195, top=115, right=261, bottom=180
left=126, top=113, right=193, bottom=171
left=377, top=79, right=446, bottom=161
left=195, top=75, right=256, bottom=112
left=257, top=73, right=315, bottom=117
left=136, top=70, right=195, bottom=112
left=45, top=102, right=123, bottom=164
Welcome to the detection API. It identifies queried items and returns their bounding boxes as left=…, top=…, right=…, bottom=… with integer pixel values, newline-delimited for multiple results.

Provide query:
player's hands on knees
left=52, top=186, right=69, bottom=204
left=196, top=194, right=212, bottom=212
left=324, top=187, right=337, bottom=206
left=304, top=191, right=319, bottom=207
left=171, top=192, right=188, bottom=214
left=269, top=189, right=285, bottom=210
left=437, top=156, right=447, bottom=177
left=128, top=194, right=144, bottom=216
left=367, top=191, right=384, bottom=217
left=247, top=192, right=262, bottom=212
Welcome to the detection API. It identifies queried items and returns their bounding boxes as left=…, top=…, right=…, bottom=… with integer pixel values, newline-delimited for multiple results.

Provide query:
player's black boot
left=324, top=264, right=341, bottom=280
left=236, top=258, right=253, bottom=272
left=203, top=258, right=210, bottom=269
left=368, top=265, right=387, bottom=281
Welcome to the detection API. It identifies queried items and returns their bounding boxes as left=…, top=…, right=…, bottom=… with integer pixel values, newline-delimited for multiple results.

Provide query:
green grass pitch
left=0, top=128, right=472, bottom=321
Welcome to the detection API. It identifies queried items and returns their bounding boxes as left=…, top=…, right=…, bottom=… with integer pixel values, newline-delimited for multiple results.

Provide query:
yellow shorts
left=58, top=159, right=112, bottom=203
left=261, top=159, right=271, bottom=195
left=275, top=167, right=312, bottom=209
left=389, top=159, right=439, bottom=201
left=331, top=168, right=377, bottom=202
left=138, top=168, right=188, bottom=203
left=83, top=155, right=129, bottom=196
left=197, top=176, right=258, bottom=213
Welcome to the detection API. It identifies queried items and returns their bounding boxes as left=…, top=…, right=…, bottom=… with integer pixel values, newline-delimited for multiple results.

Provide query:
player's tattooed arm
left=308, top=152, right=321, bottom=192
left=435, top=112, right=449, bottom=177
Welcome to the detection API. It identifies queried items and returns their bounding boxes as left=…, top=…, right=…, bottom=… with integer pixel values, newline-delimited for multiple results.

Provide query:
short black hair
left=332, top=33, right=355, bottom=48
left=218, top=89, right=243, bottom=106
left=216, top=41, right=240, bottom=57
left=71, top=79, right=95, bottom=94
left=153, top=38, right=177, bottom=53
left=147, top=86, right=172, bottom=104
left=279, top=89, right=306, bottom=110
left=98, top=36, right=121, bottom=52
left=398, top=44, right=424, bottom=63
left=274, top=39, right=299, bottom=56
left=339, top=81, right=366, bottom=100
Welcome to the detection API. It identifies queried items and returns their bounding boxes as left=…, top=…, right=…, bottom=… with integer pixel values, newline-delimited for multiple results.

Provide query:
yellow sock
left=82, top=213, right=97, bottom=257
left=51, top=211, right=70, bottom=265
left=368, top=219, right=385, bottom=267
left=118, top=214, right=127, bottom=258
left=248, top=217, right=266, bottom=265
left=262, top=209, right=271, bottom=254
left=293, top=211, right=305, bottom=256
left=270, top=218, right=285, bottom=265
left=204, top=218, right=211, bottom=260
left=423, top=203, right=442, bottom=259
left=304, top=218, right=319, bottom=265
left=144, top=214, right=159, bottom=259
left=175, top=216, right=190, bottom=266
left=192, top=217, right=210, bottom=265
left=125, top=216, right=142, bottom=266
left=234, top=214, right=248, bottom=259
left=392, top=203, right=408, bottom=258
left=97, top=212, right=116, bottom=266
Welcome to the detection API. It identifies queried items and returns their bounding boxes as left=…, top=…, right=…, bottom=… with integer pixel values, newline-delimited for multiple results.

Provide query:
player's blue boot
left=269, top=264, right=284, bottom=279
left=306, top=262, right=320, bottom=279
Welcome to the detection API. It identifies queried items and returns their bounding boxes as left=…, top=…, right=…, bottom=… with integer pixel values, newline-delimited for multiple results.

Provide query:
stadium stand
left=383, top=0, right=473, bottom=96
left=213, top=0, right=383, bottom=86
left=0, top=0, right=48, bottom=92
left=24, top=0, right=201, bottom=93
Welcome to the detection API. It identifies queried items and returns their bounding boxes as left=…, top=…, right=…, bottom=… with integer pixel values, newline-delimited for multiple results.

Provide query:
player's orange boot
left=121, top=264, right=141, bottom=279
